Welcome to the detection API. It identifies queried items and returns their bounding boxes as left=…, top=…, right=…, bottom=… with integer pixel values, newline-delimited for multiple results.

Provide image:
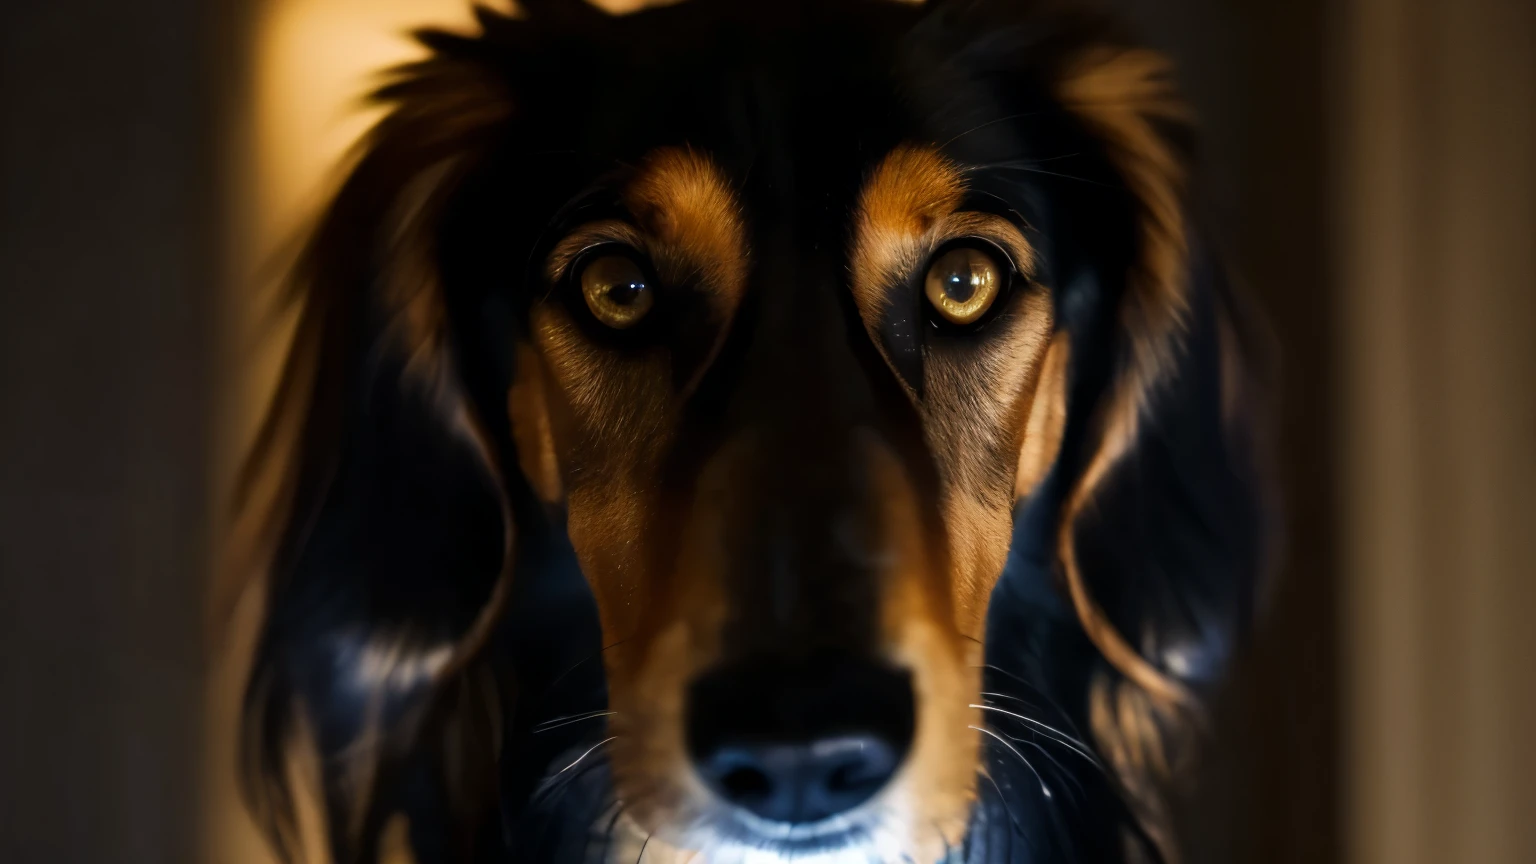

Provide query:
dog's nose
left=694, top=734, right=901, bottom=824
left=685, top=657, right=915, bottom=824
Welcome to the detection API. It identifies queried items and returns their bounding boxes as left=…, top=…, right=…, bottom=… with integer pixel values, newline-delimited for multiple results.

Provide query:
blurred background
left=0, top=0, right=1530, bottom=862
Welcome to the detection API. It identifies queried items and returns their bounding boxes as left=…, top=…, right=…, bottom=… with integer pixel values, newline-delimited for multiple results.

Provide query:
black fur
left=239, top=1, right=1269, bottom=862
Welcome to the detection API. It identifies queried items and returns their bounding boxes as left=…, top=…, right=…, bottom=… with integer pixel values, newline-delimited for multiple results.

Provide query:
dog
left=236, top=1, right=1270, bottom=861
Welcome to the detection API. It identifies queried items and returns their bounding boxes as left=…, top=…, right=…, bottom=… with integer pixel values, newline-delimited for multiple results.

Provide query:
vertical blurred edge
left=1336, top=0, right=1536, bottom=862
left=0, top=0, right=244, bottom=860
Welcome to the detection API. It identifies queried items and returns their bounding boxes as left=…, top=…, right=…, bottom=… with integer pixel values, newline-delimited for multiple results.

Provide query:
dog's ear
left=235, top=26, right=522, bottom=864
left=1042, top=45, right=1273, bottom=863
left=946, top=20, right=1273, bottom=862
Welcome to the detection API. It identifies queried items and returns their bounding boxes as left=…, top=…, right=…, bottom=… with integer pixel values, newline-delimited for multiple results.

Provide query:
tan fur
left=1056, top=47, right=1191, bottom=417
left=848, top=144, right=1054, bottom=637
left=1015, top=333, right=1070, bottom=500
left=922, top=288, right=1054, bottom=637
left=850, top=145, right=967, bottom=316
left=531, top=265, right=991, bottom=855
left=1046, top=46, right=1201, bottom=863
left=603, top=435, right=743, bottom=851
left=1051, top=36, right=1200, bottom=764
left=545, top=220, right=650, bottom=285
left=524, top=149, right=755, bottom=850
left=1051, top=44, right=1193, bottom=557
left=1056, top=406, right=1197, bottom=709
left=533, top=72, right=1198, bottom=847
left=845, top=103, right=1201, bottom=858
left=533, top=296, right=674, bottom=637
left=865, top=433, right=980, bottom=858
left=544, top=148, right=748, bottom=318
left=379, top=815, right=420, bottom=864
left=624, top=147, right=750, bottom=307
left=1049, top=45, right=1196, bottom=701
left=600, top=431, right=977, bottom=861
left=1091, top=674, right=1180, bottom=863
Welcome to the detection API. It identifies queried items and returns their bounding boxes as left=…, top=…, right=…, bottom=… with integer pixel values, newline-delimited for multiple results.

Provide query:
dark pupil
left=606, top=278, right=646, bottom=306
left=944, top=268, right=976, bottom=303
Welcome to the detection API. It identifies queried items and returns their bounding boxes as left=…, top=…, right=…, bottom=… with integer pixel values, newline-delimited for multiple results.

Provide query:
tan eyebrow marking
left=624, top=146, right=749, bottom=311
left=850, top=145, right=1034, bottom=319
left=544, top=147, right=748, bottom=321
left=851, top=145, right=965, bottom=314
left=546, top=220, right=649, bottom=283
left=531, top=148, right=748, bottom=450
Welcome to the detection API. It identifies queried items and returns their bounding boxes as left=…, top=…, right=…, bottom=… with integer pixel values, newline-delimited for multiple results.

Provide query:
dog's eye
left=923, top=244, right=1006, bottom=326
left=579, top=252, right=655, bottom=329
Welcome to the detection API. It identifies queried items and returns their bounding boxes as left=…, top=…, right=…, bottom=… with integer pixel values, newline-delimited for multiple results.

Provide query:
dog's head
left=239, top=1, right=1269, bottom=861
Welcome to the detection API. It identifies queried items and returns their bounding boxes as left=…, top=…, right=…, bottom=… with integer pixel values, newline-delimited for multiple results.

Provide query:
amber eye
left=578, top=252, right=655, bottom=329
left=923, top=244, right=1006, bottom=326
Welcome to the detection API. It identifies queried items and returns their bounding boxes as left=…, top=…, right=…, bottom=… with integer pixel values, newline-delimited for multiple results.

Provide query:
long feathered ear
left=1038, top=44, right=1273, bottom=863
left=236, top=26, right=520, bottom=864
left=939, top=6, right=1275, bottom=856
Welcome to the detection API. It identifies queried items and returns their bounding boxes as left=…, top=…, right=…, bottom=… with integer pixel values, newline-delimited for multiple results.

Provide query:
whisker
left=970, top=703, right=1102, bottom=768
left=976, top=690, right=1056, bottom=722
left=528, top=735, right=616, bottom=820
left=533, top=637, right=631, bottom=711
left=528, top=744, right=611, bottom=857
left=966, top=152, right=1085, bottom=171
left=973, top=725, right=1074, bottom=856
left=939, top=111, right=1049, bottom=149
left=988, top=163, right=1118, bottom=189
left=973, top=663, right=1035, bottom=687
left=977, top=689, right=1047, bottom=709
left=1019, top=737, right=1089, bottom=804
left=555, top=736, right=618, bottom=778
left=533, top=709, right=618, bottom=734
left=960, top=189, right=1036, bottom=232
left=974, top=664, right=1097, bottom=739
left=971, top=725, right=1052, bottom=803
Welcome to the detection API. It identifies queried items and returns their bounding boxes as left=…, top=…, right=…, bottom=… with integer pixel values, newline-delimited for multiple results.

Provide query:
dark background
left=0, top=0, right=229, bottom=860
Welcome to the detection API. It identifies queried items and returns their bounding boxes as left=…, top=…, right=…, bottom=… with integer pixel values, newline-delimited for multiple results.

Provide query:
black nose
left=694, top=734, right=902, bottom=824
left=685, top=656, right=915, bottom=824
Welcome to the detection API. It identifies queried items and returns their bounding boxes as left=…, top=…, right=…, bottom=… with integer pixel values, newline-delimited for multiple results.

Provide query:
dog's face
left=497, top=10, right=1076, bottom=854
left=242, top=1, right=1266, bottom=862
left=527, top=143, right=1044, bottom=861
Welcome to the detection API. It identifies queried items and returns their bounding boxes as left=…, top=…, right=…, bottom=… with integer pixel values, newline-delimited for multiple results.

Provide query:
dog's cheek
left=942, top=494, right=1017, bottom=637
left=920, top=295, right=1057, bottom=633
left=526, top=303, right=677, bottom=634
left=526, top=303, right=674, bottom=476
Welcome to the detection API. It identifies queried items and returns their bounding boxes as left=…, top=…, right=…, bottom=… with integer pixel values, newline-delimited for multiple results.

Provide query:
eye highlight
left=578, top=250, right=655, bottom=329
left=923, top=244, right=1007, bottom=327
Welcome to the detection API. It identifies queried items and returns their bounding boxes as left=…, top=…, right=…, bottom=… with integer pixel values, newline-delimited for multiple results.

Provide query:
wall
left=0, top=0, right=233, bottom=860
left=1338, top=0, right=1536, bottom=861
